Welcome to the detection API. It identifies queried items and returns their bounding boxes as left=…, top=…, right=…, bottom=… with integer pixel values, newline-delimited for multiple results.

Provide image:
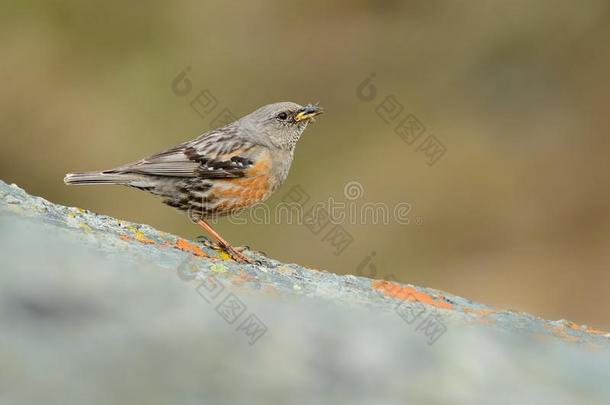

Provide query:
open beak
left=294, top=104, right=324, bottom=122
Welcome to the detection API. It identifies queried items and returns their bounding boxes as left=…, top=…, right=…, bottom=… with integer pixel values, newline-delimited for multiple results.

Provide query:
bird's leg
left=196, top=220, right=253, bottom=263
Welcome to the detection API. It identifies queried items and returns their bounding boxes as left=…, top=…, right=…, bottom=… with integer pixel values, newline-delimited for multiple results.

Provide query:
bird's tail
left=64, top=171, right=132, bottom=185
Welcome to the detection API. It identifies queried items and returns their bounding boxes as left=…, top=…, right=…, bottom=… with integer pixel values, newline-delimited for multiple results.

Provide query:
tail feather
left=64, top=171, right=132, bottom=185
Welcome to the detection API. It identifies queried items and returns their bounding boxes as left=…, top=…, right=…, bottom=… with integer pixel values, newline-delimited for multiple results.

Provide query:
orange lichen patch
left=586, top=326, right=608, bottom=336
left=544, top=324, right=563, bottom=333
left=134, top=230, right=155, bottom=244
left=372, top=280, right=453, bottom=310
left=175, top=238, right=208, bottom=257
left=544, top=324, right=583, bottom=343
left=462, top=308, right=497, bottom=325
left=565, top=321, right=609, bottom=337
left=547, top=321, right=609, bottom=338
left=464, top=307, right=496, bottom=317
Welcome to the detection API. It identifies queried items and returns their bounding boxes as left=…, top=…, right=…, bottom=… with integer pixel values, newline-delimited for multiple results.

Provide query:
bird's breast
left=187, top=147, right=293, bottom=216
left=204, top=152, right=279, bottom=214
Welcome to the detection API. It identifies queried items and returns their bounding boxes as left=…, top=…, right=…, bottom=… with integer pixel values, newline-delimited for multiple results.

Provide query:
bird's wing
left=105, top=128, right=260, bottom=179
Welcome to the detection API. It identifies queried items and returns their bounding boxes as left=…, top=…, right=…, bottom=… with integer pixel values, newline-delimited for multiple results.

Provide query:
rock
left=4, top=195, right=20, bottom=204
left=0, top=179, right=608, bottom=404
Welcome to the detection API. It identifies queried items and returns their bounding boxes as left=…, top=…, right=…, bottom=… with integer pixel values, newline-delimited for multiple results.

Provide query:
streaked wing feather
left=106, top=128, right=257, bottom=179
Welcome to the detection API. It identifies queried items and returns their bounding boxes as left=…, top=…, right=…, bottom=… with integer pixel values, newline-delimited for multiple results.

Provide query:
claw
left=218, top=241, right=255, bottom=264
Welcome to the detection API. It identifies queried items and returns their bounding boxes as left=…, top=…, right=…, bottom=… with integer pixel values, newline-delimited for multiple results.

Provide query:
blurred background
left=1, top=0, right=609, bottom=328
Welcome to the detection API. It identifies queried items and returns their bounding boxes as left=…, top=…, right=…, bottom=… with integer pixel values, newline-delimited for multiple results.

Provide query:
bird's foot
left=220, top=242, right=258, bottom=264
left=196, top=236, right=267, bottom=257
left=196, top=236, right=263, bottom=264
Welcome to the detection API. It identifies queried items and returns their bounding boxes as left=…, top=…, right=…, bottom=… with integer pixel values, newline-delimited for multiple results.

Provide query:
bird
left=64, top=102, right=323, bottom=263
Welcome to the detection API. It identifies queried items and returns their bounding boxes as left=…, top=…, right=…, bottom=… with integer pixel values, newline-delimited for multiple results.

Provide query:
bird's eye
left=277, top=112, right=288, bottom=120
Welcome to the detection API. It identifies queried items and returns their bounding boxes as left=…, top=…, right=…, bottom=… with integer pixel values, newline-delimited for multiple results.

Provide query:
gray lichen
left=1, top=179, right=609, bottom=405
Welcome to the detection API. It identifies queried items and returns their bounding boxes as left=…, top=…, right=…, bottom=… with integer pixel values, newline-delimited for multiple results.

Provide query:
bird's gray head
left=237, top=102, right=323, bottom=151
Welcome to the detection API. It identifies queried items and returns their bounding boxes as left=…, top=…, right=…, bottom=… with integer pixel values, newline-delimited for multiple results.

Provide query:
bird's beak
left=294, top=104, right=324, bottom=122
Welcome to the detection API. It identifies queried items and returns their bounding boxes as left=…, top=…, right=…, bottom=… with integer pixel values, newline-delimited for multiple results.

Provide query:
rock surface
left=0, top=179, right=609, bottom=404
